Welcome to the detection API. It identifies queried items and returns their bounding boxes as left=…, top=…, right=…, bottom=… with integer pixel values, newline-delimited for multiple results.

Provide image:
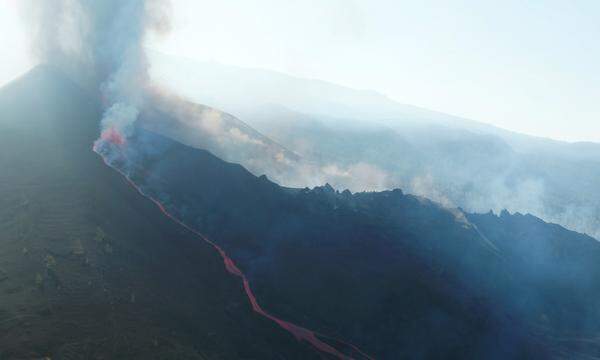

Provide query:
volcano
left=4, top=66, right=600, bottom=360
left=0, top=66, right=320, bottom=359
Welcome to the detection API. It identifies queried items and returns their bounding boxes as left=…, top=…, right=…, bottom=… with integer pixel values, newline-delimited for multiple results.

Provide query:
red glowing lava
left=100, top=127, right=126, bottom=146
left=93, top=146, right=374, bottom=360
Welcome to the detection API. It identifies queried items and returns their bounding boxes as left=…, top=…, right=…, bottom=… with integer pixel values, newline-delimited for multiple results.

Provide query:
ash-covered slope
left=102, top=120, right=600, bottom=358
left=0, top=66, right=318, bottom=359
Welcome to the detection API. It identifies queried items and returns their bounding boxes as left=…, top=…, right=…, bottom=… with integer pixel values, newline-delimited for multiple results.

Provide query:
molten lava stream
left=93, top=144, right=374, bottom=360
left=100, top=127, right=126, bottom=146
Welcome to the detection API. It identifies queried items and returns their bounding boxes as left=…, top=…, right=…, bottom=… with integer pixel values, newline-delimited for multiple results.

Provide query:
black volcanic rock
left=0, top=66, right=318, bottom=359
left=468, top=211, right=600, bottom=332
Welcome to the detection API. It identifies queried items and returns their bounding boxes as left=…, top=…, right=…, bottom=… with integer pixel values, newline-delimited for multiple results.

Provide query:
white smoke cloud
left=229, top=127, right=266, bottom=146
left=101, top=103, right=140, bottom=139
left=408, top=173, right=454, bottom=208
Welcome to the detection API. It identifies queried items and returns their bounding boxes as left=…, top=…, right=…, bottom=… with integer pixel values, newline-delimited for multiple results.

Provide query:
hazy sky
left=0, top=1, right=32, bottom=85
left=2, top=0, right=599, bottom=142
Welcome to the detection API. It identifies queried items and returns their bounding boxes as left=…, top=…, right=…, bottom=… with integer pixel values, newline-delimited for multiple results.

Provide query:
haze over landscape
left=2, top=0, right=600, bottom=142
left=1, top=1, right=600, bottom=359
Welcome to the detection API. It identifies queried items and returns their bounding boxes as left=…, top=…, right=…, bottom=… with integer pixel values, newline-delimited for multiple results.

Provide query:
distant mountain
left=149, top=53, right=600, bottom=239
left=148, top=51, right=431, bottom=122
left=0, top=66, right=317, bottom=359
left=98, top=112, right=600, bottom=358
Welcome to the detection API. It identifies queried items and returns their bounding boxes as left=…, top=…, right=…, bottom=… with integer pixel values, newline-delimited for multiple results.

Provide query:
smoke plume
left=22, top=0, right=171, bottom=152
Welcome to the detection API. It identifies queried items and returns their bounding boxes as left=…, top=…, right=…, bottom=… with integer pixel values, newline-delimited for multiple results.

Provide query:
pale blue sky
left=2, top=0, right=599, bottom=142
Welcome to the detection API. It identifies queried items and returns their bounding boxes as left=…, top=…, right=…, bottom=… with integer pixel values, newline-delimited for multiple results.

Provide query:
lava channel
left=93, top=145, right=374, bottom=360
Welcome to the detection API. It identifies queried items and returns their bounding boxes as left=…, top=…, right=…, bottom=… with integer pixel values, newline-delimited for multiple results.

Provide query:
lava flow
left=100, top=127, right=126, bottom=146
left=93, top=141, right=374, bottom=360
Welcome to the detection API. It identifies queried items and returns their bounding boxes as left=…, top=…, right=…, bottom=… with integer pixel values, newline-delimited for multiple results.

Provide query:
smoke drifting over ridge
left=21, top=1, right=295, bottom=178
left=21, top=0, right=170, bottom=148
